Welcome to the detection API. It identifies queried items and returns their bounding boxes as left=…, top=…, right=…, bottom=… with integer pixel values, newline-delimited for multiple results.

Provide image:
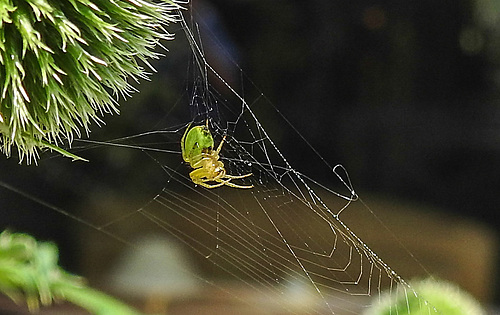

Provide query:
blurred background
left=1, top=0, right=500, bottom=313
left=200, top=0, right=500, bottom=304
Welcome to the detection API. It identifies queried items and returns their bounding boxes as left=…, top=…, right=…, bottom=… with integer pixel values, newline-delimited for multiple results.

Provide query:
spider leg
left=189, top=167, right=208, bottom=180
left=223, top=180, right=253, bottom=189
left=193, top=171, right=252, bottom=189
left=180, top=123, right=192, bottom=162
left=221, top=171, right=253, bottom=188
left=215, top=135, right=226, bottom=155
left=192, top=173, right=253, bottom=189
left=189, top=162, right=228, bottom=189
left=196, top=181, right=226, bottom=189
left=223, top=173, right=252, bottom=179
left=187, top=148, right=254, bottom=189
left=190, top=169, right=225, bottom=188
left=195, top=175, right=239, bottom=189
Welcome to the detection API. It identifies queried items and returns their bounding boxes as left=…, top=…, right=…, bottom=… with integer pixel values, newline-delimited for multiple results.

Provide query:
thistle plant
left=0, top=0, right=182, bottom=163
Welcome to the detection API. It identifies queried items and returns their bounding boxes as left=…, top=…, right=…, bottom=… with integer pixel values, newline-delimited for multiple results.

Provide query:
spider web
left=70, top=8, right=441, bottom=314
left=1, top=5, right=442, bottom=315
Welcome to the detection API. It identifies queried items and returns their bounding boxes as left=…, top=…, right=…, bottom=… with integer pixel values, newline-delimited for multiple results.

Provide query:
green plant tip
left=0, top=230, right=145, bottom=314
left=363, top=278, right=486, bottom=315
left=0, top=0, right=183, bottom=163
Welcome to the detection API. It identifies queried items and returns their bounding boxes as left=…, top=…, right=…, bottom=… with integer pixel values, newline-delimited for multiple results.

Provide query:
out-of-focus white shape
left=108, top=234, right=200, bottom=298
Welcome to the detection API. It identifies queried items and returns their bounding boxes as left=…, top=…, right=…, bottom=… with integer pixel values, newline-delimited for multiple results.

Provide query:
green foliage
left=0, top=0, right=182, bottom=163
left=0, top=230, right=144, bottom=314
left=363, top=278, right=486, bottom=315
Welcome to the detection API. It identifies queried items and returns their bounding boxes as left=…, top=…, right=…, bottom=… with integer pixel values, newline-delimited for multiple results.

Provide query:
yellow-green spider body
left=181, top=122, right=253, bottom=189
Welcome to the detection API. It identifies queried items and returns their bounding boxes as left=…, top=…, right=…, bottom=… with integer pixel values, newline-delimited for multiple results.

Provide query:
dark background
left=178, top=0, right=500, bottom=303
left=1, top=0, right=499, bottom=307
left=204, top=0, right=499, bottom=234
left=210, top=0, right=498, bottom=221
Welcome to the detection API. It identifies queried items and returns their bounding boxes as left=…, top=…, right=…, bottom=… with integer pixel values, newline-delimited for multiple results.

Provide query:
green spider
left=181, top=121, right=253, bottom=189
